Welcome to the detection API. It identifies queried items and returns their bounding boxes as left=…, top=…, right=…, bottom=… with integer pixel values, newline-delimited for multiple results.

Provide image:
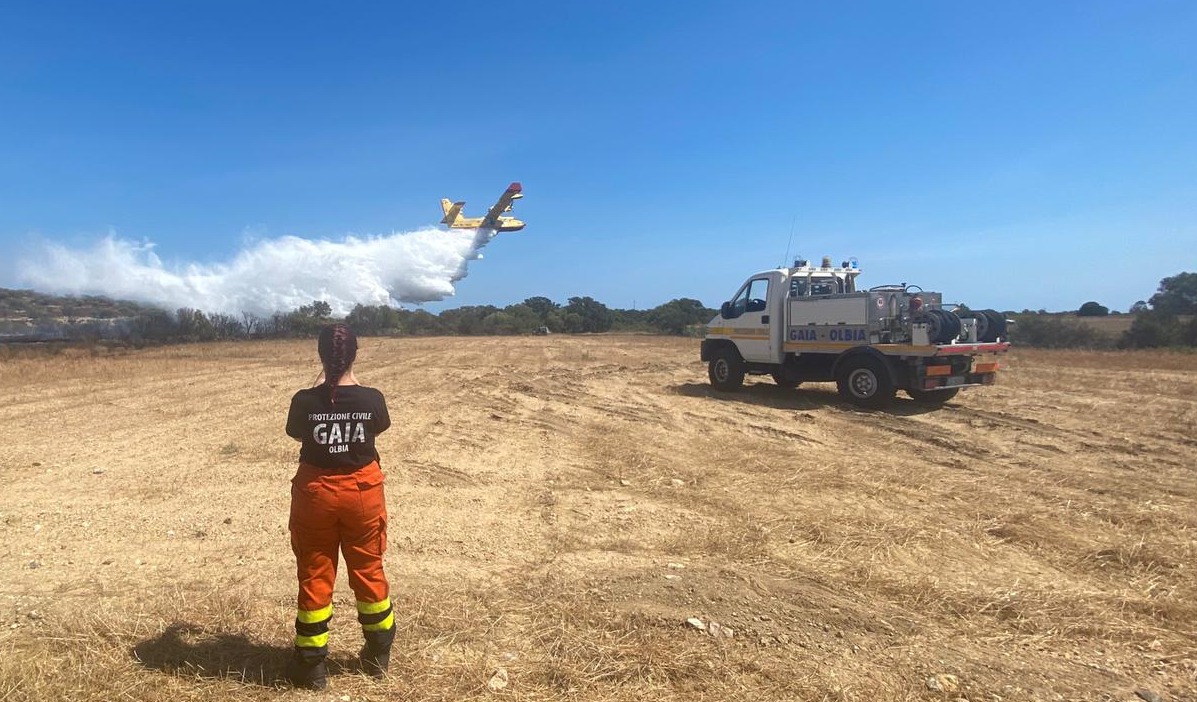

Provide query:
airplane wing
left=479, top=182, right=523, bottom=229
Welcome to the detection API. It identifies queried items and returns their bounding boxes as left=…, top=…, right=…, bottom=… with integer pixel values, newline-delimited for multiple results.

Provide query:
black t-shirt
left=286, top=384, right=391, bottom=470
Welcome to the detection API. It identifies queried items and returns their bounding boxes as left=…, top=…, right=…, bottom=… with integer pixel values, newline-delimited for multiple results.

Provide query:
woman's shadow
left=132, top=623, right=292, bottom=687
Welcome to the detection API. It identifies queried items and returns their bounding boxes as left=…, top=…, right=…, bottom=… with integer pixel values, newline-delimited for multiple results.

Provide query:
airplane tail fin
left=440, top=199, right=465, bottom=225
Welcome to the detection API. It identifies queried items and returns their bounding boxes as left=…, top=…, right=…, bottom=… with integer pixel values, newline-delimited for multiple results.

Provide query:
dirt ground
left=0, top=336, right=1194, bottom=702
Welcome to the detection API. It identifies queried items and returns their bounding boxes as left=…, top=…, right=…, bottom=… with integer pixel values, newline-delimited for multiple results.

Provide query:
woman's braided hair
left=317, top=323, right=358, bottom=404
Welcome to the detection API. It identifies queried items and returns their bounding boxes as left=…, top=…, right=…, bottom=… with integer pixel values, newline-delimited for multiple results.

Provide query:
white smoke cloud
left=16, top=227, right=500, bottom=316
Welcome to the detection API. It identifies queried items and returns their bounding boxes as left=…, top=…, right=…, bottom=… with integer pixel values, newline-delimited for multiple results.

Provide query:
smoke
left=16, top=227, right=501, bottom=316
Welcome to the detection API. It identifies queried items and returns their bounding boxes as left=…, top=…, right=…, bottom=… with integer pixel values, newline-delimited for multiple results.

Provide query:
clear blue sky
left=2, top=1, right=1194, bottom=313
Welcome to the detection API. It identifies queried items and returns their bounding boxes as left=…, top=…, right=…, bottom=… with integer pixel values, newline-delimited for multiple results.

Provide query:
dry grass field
left=1, top=336, right=1194, bottom=702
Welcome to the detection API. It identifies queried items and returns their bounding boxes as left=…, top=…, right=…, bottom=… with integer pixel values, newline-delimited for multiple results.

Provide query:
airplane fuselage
left=447, top=217, right=525, bottom=232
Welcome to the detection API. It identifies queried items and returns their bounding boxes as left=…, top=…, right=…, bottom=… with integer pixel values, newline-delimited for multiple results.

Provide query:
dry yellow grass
left=1, top=337, right=1195, bottom=701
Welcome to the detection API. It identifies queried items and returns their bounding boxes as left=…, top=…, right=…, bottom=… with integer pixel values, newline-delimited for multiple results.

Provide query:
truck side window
left=744, top=278, right=770, bottom=312
left=728, top=278, right=770, bottom=317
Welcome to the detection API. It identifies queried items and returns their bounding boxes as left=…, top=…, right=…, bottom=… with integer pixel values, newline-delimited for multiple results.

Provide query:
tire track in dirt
left=679, top=410, right=823, bottom=444
left=953, top=405, right=1177, bottom=461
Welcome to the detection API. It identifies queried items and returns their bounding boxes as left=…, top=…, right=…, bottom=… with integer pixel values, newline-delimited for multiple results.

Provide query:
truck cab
left=715, top=272, right=782, bottom=363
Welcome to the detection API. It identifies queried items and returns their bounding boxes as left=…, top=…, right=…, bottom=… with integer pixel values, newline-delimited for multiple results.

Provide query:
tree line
left=0, top=294, right=716, bottom=346
left=1010, top=272, right=1197, bottom=349
left=2, top=271, right=1194, bottom=350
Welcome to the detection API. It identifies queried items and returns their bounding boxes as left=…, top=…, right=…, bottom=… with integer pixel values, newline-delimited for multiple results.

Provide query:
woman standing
left=284, top=323, right=394, bottom=690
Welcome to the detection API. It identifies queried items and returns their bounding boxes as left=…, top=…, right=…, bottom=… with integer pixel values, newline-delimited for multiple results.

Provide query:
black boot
left=359, top=642, right=391, bottom=679
left=285, top=650, right=328, bottom=690
left=359, top=628, right=394, bottom=679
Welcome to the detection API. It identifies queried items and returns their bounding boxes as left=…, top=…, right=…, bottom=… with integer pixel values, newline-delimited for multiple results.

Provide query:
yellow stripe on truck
left=709, top=328, right=768, bottom=338
left=782, top=342, right=857, bottom=353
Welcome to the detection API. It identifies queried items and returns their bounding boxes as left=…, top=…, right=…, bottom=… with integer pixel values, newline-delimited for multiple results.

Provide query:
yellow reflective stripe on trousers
left=356, top=598, right=391, bottom=615
left=361, top=611, right=395, bottom=632
left=294, top=632, right=330, bottom=648
left=296, top=604, right=333, bottom=624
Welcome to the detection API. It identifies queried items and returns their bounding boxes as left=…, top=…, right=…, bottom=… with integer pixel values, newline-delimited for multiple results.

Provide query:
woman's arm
left=375, top=392, right=391, bottom=434
left=285, top=392, right=307, bottom=440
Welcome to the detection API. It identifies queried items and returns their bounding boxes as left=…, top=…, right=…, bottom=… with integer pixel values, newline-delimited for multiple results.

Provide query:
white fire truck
left=701, top=257, right=1010, bottom=409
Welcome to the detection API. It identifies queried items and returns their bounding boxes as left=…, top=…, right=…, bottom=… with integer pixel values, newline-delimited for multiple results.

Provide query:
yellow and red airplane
left=440, top=182, right=525, bottom=233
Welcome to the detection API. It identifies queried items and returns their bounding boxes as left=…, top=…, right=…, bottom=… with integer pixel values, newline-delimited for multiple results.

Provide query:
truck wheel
left=836, top=356, right=896, bottom=409
left=708, top=349, right=746, bottom=391
left=771, top=371, right=800, bottom=389
left=907, top=387, right=960, bottom=405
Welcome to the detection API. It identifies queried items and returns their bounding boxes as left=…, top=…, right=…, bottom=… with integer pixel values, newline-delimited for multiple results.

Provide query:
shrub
left=1010, top=314, right=1112, bottom=349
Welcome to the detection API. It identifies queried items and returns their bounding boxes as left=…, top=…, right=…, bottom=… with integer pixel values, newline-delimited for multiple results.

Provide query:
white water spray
left=16, top=227, right=501, bottom=316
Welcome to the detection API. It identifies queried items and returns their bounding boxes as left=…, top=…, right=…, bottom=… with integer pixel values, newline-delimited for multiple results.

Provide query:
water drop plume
left=17, top=227, right=501, bottom=315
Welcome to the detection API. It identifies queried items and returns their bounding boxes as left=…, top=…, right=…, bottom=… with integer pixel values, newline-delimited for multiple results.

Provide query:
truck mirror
left=720, top=301, right=733, bottom=318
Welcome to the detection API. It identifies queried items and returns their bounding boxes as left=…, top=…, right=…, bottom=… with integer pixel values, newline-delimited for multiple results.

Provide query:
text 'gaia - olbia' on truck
left=701, top=257, right=1010, bottom=409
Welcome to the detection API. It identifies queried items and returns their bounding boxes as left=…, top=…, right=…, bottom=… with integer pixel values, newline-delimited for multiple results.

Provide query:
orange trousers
left=289, top=461, right=391, bottom=657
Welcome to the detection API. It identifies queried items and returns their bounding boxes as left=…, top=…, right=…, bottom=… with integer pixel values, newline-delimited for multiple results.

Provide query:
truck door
left=724, top=276, right=774, bottom=362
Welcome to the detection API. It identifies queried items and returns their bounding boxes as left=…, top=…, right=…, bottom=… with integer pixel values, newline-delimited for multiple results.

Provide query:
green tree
left=398, top=309, right=443, bottom=336
left=1010, top=314, right=1109, bottom=349
left=176, top=308, right=217, bottom=342
left=311, top=300, right=333, bottom=318
left=1120, top=310, right=1180, bottom=348
left=1077, top=301, right=1109, bottom=317
left=611, top=308, right=651, bottom=332
left=496, top=303, right=543, bottom=334
left=518, top=297, right=569, bottom=332
left=346, top=304, right=403, bottom=336
left=543, top=308, right=567, bottom=333
left=284, top=300, right=335, bottom=336
left=646, top=298, right=716, bottom=334
left=440, top=305, right=499, bottom=335
left=130, top=310, right=178, bottom=345
left=521, top=296, right=558, bottom=322
left=1148, top=272, right=1197, bottom=314
left=481, top=308, right=542, bottom=335
left=1182, top=317, right=1197, bottom=347
left=563, top=297, right=613, bottom=333
left=560, top=311, right=584, bottom=333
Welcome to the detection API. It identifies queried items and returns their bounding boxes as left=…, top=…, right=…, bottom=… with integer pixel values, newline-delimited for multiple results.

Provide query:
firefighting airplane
left=439, top=181, right=525, bottom=233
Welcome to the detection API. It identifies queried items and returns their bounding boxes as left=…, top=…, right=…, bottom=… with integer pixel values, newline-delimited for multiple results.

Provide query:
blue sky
left=1, top=1, right=1194, bottom=313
